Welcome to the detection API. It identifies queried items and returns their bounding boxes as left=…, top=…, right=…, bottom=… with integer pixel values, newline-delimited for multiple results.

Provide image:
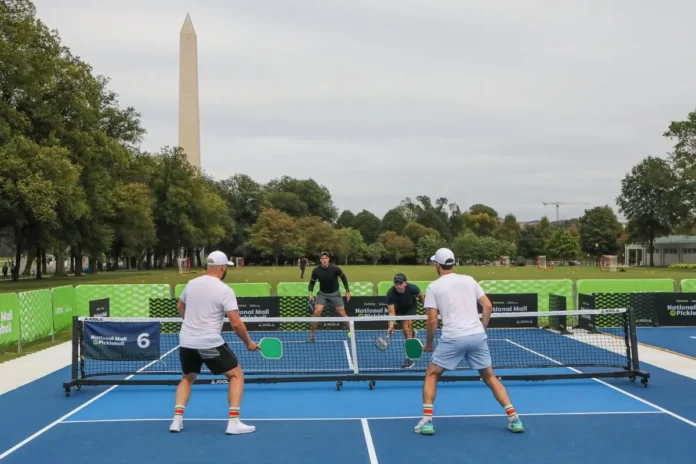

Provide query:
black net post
left=627, top=307, right=642, bottom=372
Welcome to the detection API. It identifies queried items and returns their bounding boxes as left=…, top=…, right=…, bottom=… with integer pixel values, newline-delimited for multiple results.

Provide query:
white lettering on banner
left=238, top=308, right=271, bottom=317
left=668, top=304, right=696, bottom=311
left=90, top=333, right=153, bottom=348
left=493, top=306, right=529, bottom=312
left=0, top=322, right=11, bottom=334
left=211, top=379, right=228, bottom=384
left=0, top=311, right=12, bottom=322
left=354, top=307, right=387, bottom=316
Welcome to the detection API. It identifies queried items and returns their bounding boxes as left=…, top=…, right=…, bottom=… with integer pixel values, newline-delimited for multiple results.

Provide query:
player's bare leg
left=170, top=373, right=197, bottom=432
left=308, top=303, right=324, bottom=341
left=335, top=306, right=351, bottom=336
left=401, top=320, right=416, bottom=368
left=414, top=362, right=444, bottom=434
left=479, top=367, right=524, bottom=432
left=225, top=366, right=255, bottom=434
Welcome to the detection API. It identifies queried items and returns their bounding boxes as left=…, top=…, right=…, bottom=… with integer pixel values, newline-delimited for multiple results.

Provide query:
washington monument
left=178, top=13, right=201, bottom=169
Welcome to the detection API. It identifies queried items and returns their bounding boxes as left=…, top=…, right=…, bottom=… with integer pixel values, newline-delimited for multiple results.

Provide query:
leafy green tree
left=546, top=229, right=581, bottom=262
left=335, top=210, right=356, bottom=229
left=247, top=208, right=297, bottom=265
left=378, top=231, right=414, bottom=264
left=352, top=210, right=381, bottom=244
left=516, top=226, right=546, bottom=259
left=380, top=207, right=408, bottom=233
left=616, top=156, right=684, bottom=266
left=495, top=214, right=520, bottom=243
left=578, top=206, right=623, bottom=256
left=416, top=234, right=447, bottom=264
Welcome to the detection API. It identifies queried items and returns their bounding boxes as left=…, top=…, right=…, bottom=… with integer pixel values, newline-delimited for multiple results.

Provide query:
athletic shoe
left=169, top=417, right=183, bottom=432
left=508, top=418, right=524, bottom=433
left=401, top=359, right=415, bottom=369
left=414, top=418, right=434, bottom=435
left=225, top=421, right=256, bottom=434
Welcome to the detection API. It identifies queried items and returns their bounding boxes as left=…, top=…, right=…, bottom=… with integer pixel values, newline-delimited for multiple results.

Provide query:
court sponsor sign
left=227, top=296, right=280, bottom=331
left=0, top=293, right=20, bottom=346
left=480, top=293, right=539, bottom=328
left=346, top=296, right=390, bottom=330
left=83, top=320, right=160, bottom=361
left=655, top=293, right=696, bottom=326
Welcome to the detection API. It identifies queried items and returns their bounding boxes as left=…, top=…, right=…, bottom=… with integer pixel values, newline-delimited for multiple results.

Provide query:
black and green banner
left=479, top=293, right=538, bottom=328
left=654, top=293, right=696, bottom=326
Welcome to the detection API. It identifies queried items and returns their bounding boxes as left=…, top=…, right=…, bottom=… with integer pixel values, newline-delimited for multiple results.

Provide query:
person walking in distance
left=307, top=252, right=351, bottom=342
left=299, top=257, right=308, bottom=279
left=414, top=248, right=524, bottom=435
left=169, top=251, right=260, bottom=435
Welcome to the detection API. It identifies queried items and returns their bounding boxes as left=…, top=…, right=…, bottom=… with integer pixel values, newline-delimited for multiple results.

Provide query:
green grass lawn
left=1, top=264, right=694, bottom=295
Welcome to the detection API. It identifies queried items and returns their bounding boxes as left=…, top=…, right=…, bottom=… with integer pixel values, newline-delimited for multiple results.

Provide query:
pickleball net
left=63, top=308, right=649, bottom=394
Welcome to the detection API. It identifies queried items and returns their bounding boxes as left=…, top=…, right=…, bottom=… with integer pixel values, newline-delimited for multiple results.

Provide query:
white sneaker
left=225, top=421, right=256, bottom=435
left=169, top=417, right=183, bottom=433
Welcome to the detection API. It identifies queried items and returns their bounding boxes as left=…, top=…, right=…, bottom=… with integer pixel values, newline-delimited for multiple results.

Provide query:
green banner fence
left=3, top=277, right=696, bottom=353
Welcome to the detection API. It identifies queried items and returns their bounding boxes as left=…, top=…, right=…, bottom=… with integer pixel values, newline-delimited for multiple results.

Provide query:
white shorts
left=431, top=333, right=492, bottom=371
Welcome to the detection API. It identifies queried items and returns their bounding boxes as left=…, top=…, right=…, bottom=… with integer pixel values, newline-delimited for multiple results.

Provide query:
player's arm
left=477, top=283, right=492, bottom=330
left=413, top=285, right=425, bottom=305
left=336, top=266, right=350, bottom=300
left=177, top=300, right=186, bottom=318
left=308, top=268, right=318, bottom=299
left=177, top=288, right=187, bottom=318
left=223, top=289, right=258, bottom=350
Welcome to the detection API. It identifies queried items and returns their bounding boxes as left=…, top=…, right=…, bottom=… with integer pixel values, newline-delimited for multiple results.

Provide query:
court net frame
left=63, top=308, right=650, bottom=396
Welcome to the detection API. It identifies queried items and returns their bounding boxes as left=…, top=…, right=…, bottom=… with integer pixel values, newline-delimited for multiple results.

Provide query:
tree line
left=1, top=1, right=693, bottom=281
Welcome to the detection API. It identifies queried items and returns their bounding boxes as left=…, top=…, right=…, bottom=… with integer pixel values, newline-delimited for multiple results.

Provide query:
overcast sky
left=31, top=0, right=696, bottom=222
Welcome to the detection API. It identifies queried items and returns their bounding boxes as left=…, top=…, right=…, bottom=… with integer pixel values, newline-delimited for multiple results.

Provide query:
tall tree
left=352, top=210, right=381, bottom=244
left=546, top=229, right=581, bottom=262
left=247, top=208, right=297, bottom=265
left=616, top=156, right=684, bottom=266
left=578, top=206, right=623, bottom=257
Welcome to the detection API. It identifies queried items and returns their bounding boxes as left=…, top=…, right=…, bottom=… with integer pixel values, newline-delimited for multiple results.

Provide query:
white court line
left=361, top=418, right=379, bottom=464
left=343, top=340, right=354, bottom=371
left=505, top=339, right=696, bottom=428
left=59, top=411, right=665, bottom=424
left=0, top=345, right=180, bottom=461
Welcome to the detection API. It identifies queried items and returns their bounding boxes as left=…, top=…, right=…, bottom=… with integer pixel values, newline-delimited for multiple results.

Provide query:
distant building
left=625, top=235, right=696, bottom=267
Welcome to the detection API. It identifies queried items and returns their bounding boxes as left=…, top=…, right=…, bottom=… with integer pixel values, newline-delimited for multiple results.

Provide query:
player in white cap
left=414, top=248, right=524, bottom=435
left=169, top=251, right=260, bottom=435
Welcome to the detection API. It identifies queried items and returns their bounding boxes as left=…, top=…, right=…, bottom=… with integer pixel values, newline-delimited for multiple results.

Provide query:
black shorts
left=395, top=305, right=418, bottom=317
left=179, top=344, right=239, bottom=375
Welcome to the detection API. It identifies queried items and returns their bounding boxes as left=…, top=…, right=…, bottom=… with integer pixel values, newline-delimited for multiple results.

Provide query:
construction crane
left=542, top=202, right=589, bottom=222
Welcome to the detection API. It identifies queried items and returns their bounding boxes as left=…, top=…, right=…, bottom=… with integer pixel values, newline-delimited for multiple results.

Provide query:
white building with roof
left=625, top=235, right=696, bottom=267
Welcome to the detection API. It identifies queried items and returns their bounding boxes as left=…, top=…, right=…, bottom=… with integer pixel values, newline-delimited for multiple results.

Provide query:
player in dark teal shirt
left=386, top=273, right=424, bottom=368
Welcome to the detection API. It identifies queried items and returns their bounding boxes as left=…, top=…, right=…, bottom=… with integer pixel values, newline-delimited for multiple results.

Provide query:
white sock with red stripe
left=422, top=404, right=433, bottom=422
left=504, top=404, right=518, bottom=422
left=229, top=407, right=240, bottom=424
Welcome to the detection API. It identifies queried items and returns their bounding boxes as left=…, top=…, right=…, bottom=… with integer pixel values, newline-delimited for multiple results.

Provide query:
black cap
left=393, top=273, right=407, bottom=283
left=320, top=251, right=330, bottom=257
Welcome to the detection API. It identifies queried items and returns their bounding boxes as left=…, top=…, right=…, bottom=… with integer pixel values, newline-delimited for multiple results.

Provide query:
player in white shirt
left=414, top=248, right=524, bottom=435
left=169, top=251, right=260, bottom=435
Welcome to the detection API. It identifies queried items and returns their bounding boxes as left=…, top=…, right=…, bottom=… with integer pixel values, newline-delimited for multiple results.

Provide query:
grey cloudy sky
left=32, top=0, right=696, bottom=222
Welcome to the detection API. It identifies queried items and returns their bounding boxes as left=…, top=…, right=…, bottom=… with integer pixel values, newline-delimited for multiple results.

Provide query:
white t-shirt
left=423, top=273, right=485, bottom=339
left=178, top=275, right=238, bottom=349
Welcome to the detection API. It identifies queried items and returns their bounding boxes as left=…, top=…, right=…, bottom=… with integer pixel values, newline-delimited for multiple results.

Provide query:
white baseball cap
left=430, top=248, right=455, bottom=265
left=206, top=251, right=233, bottom=266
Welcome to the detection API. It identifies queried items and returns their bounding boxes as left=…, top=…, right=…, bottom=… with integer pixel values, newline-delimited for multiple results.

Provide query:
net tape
left=77, top=308, right=626, bottom=324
